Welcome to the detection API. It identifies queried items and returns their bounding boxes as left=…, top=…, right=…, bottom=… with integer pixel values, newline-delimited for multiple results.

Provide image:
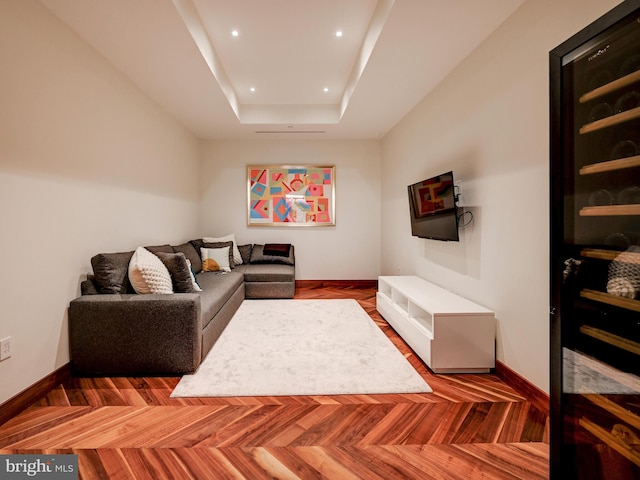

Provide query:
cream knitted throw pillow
left=128, top=246, right=174, bottom=294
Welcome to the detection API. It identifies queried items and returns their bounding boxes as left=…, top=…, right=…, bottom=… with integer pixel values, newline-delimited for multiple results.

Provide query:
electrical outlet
left=0, top=337, right=11, bottom=361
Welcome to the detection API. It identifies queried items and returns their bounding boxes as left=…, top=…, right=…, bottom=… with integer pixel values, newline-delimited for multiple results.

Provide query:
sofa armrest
left=69, top=293, right=202, bottom=375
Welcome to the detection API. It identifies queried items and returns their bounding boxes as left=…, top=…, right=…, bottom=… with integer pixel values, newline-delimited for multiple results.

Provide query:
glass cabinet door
left=551, top=2, right=640, bottom=478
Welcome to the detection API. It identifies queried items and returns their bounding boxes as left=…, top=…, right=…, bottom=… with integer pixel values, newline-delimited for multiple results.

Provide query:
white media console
left=376, top=276, right=496, bottom=373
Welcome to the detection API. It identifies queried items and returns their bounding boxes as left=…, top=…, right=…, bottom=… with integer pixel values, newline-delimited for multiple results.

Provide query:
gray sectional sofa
left=69, top=240, right=295, bottom=376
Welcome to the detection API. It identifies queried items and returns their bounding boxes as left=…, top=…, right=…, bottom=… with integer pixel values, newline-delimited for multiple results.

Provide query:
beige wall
left=0, top=1, right=201, bottom=404
left=199, top=139, right=382, bottom=280
left=381, top=0, right=623, bottom=393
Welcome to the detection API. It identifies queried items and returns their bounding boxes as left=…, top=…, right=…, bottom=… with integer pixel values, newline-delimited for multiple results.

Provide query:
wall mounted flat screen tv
left=407, top=171, right=459, bottom=241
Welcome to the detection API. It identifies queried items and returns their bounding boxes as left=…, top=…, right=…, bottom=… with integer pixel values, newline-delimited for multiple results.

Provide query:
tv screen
left=407, top=171, right=459, bottom=241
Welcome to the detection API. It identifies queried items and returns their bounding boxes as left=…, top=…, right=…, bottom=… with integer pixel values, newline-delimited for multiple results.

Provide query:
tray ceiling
left=39, top=0, right=525, bottom=139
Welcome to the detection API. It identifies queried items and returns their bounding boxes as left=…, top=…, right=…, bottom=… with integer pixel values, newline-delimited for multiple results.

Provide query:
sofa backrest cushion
left=90, top=251, right=134, bottom=294
left=145, top=244, right=174, bottom=255
left=172, top=242, right=202, bottom=274
left=189, top=239, right=204, bottom=261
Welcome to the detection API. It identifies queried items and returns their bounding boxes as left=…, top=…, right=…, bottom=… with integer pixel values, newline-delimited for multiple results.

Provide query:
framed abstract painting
left=247, top=165, right=335, bottom=226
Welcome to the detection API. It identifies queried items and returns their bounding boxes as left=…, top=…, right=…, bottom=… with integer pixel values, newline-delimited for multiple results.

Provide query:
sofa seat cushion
left=234, top=264, right=295, bottom=283
left=195, top=271, right=244, bottom=328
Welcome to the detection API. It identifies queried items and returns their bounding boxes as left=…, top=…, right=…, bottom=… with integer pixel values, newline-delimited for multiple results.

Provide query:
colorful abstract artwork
left=247, top=165, right=335, bottom=226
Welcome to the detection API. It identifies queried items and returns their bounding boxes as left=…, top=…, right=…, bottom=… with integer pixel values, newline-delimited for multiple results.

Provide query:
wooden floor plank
left=0, top=284, right=549, bottom=479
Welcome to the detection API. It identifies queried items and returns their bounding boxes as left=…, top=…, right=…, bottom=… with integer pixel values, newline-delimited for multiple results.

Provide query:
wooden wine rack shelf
left=581, top=248, right=640, bottom=261
left=580, top=205, right=640, bottom=216
left=583, top=394, right=640, bottom=431
left=580, top=325, right=640, bottom=355
left=580, top=70, right=640, bottom=103
left=581, top=248, right=623, bottom=261
left=580, top=289, right=640, bottom=313
left=580, top=156, right=640, bottom=175
left=580, top=417, right=640, bottom=467
left=579, top=106, right=640, bottom=134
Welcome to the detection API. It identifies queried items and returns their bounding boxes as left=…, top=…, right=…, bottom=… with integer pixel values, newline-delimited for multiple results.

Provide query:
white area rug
left=171, top=299, right=432, bottom=397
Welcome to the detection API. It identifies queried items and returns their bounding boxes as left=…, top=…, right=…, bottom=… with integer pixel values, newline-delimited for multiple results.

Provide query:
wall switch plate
left=0, top=337, right=11, bottom=361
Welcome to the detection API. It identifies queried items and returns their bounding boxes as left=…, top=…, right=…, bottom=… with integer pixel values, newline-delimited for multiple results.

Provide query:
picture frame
left=247, top=165, right=335, bottom=226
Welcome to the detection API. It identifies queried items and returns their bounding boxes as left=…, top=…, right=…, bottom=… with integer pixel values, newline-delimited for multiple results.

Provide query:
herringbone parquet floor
left=0, top=283, right=549, bottom=479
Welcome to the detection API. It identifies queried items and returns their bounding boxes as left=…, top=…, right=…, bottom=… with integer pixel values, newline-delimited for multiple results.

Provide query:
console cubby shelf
left=376, top=276, right=496, bottom=373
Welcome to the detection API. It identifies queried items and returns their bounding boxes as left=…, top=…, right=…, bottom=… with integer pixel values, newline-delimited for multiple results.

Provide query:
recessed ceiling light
left=323, top=87, right=329, bottom=92
left=335, top=31, right=343, bottom=37
left=250, top=87, right=256, bottom=92
left=231, top=30, right=239, bottom=37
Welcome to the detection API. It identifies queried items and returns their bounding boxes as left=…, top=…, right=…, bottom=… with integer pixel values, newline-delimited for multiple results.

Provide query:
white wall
left=381, top=0, right=622, bottom=393
left=200, top=139, right=381, bottom=280
left=0, top=1, right=200, bottom=404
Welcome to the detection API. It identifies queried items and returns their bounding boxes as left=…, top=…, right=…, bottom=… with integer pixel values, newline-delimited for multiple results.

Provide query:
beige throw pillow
left=201, top=246, right=231, bottom=272
left=203, top=234, right=242, bottom=264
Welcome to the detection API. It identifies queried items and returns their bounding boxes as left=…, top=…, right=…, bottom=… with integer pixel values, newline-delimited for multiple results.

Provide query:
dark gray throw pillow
left=155, top=252, right=198, bottom=293
left=172, top=242, right=202, bottom=274
left=238, top=244, right=253, bottom=265
left=90, top=251, right=134, bottom=294
left=250, top=244, right=295, bottom=266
